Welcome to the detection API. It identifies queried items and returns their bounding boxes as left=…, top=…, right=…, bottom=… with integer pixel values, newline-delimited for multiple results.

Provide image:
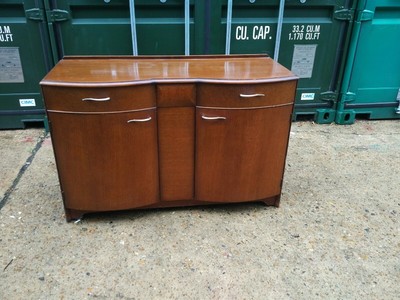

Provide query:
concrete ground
left=0, top=120, right=399, bottom=299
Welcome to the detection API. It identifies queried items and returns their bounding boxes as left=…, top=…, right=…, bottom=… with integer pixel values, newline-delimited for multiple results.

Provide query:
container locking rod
left=129, top=0, right=138, bottom=55
left=225, top=0, right=233, bottom=55
left=185, top=0, right=190, bottom=55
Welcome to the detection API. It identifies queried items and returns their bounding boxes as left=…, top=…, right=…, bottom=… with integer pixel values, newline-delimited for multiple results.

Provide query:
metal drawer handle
left=201, top=115, right=226, bottom=120
left=239, top=93, right=265, bottom=98
left=127, top=117, right=152, bottom=123
left=82, top=97, right=111, bottom=102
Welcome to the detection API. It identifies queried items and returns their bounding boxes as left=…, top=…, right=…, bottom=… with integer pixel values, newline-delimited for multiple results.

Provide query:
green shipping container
left=6, top=0, right=398, bottom=128
left=46, top=0, right=205, bottom=60
left=336, top=0, right=400, bottom=124
left=0, top=0, right=53, bottom=129
left=212, top=0, right=356, bottom=123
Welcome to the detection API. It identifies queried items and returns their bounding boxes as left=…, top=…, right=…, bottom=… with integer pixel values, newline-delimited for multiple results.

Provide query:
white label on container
left=291, top=44, right=317, bottom=79
left=19, top=99, right=36, bottom=107
left=301, top=93, right=315, bottom=101
left=0, top=47, right=24, bottom=83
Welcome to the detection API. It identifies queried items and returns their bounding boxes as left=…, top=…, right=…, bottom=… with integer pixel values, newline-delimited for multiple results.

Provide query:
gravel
left=0, top=120, right=399, bottom=299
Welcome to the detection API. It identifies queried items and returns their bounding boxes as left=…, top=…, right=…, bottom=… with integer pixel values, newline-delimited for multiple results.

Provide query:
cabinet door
left=195, top=106, right=292, bottom=203
left=48, top=109, right=159, bottom=211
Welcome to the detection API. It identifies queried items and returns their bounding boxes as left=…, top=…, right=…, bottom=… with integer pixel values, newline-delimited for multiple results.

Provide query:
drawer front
left=42, top=85, right=156, bottom=112
left=197, top=81, right=296, bottom=108
left=157, top=84, right=196, bottom=107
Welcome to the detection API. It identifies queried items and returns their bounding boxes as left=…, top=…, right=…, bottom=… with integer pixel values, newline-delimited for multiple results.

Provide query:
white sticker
left=301, top=93, right=315, bottom=101
left=19, top=99, right=36, bottom=107
left=291, top=44, right=317, bottom=79
left=0, top=47, right=24, bottom=83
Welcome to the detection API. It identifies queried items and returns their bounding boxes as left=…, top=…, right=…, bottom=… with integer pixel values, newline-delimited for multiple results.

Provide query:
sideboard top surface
left=41, top=55, right=297, bottom=87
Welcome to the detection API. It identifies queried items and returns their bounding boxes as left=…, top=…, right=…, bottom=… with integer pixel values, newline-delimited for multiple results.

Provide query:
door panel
left=344, top=0, right=400, bottom=120
left=195, top=105, right=292, bottom=202
left=49, top=0, right=198, bottom=58
left=0, top=0, right=53, bottom=128
left=48, top=109, right=159, bottom=211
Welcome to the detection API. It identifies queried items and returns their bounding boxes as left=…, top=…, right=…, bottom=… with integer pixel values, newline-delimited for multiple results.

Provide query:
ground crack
left=0, top=133, right=47, bottom=211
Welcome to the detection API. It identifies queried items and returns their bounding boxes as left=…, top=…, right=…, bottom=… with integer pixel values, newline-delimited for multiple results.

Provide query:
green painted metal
left=0, top=0, right=53, bottom=129
left=282, top=0, right=354, bottom=122
left=46, top=0, right=203, bottom=60
left=5, top=0, right=398, bottom=129
left=212, top=0, right=356, bottom=124
left=336, top=0, right=400, bottom=124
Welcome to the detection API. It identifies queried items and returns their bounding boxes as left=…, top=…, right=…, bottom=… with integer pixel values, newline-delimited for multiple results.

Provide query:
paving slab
left=0, top=129, right=45, bottom=201
left=0, top=120, right=399, bottom=299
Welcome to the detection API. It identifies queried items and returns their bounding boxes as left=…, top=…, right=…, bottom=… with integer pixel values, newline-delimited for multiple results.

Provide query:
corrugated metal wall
left=0, top=0, right=398, bottom=129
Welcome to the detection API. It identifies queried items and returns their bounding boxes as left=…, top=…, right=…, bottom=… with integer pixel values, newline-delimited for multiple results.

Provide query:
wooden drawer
left=42, top=85, right=156, bottom=112
left=197, top=81, right=297, bottom=108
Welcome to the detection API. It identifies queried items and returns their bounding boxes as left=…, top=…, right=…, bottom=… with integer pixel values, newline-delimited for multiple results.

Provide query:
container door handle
left=82, top=97, right=111, bottom=102
left=201, top=115, right=226, bottom=121
left=240, top=94, right=265, bottom=98
left=127, top=117, right=152, bottom=123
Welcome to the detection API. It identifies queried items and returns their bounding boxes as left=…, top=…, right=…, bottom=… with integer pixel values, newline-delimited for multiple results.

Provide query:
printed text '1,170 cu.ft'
left=289, top=25, right=320, bottom=41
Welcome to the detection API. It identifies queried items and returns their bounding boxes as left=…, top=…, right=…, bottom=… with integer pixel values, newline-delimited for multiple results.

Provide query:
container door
left=278, top=0, right=355, bottom=124
left=336, top=0, right=400, bottom=124
left=0, top=0, right=53, bottom=129
left=48, top=0, right=200, bottom=59
left=215, top=0, right=356, bottom=123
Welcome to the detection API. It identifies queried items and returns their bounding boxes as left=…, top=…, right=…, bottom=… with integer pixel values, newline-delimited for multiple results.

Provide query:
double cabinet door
left=46, top=82, right=293, bottom=213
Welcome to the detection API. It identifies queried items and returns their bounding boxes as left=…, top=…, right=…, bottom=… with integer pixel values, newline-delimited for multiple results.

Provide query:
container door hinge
left=25, top=8, right=44, bottom=21
left=357, top=10, right=374, bottom=22
left=334, top=9, right=354, bottom=21
left=47, top=9, right=70, bottom=22
left=341, top=92, right=356, bottom=103
left=320, top=91, right=338, bottom=102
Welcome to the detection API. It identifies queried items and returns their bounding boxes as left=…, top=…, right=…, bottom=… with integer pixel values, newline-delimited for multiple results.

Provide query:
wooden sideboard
left=40, top=55, right=298, bottom=221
